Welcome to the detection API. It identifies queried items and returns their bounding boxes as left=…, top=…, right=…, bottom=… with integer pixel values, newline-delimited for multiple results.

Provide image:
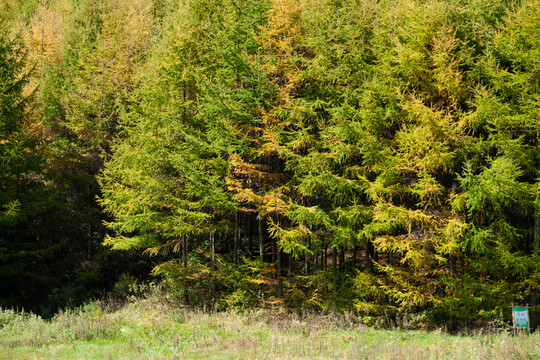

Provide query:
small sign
left=513, top=306, right=530, bottom=329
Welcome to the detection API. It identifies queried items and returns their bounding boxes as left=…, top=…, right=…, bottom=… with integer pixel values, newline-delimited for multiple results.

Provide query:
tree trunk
left=210, top=231, right=216, bottom=305
left=248, top=213, right=253, bottom=256
left=534, top=213, right=539, bottom=252
left=234, top=214, right=239, bottom=265
left=352, top=242, right=356, bottom=269
left=287, top=252, right=292, bottom=280
left=277, top=249, right=283, bottom=298
left=259, top=216, right=264, bottom=262
left=531, top=208, right=539, bottom=329
left=305, top=239, right=310, bottom=275
left=182, top=234, right=188, bottom=267
left=332, top=247, right=338, bottom=301
left=367, top=241, right=374, bottom=270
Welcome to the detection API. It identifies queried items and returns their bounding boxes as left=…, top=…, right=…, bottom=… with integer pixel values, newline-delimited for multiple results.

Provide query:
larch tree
left=99, top=0, right=271, bottom=307
left=0, top=33, right=54, bottom=310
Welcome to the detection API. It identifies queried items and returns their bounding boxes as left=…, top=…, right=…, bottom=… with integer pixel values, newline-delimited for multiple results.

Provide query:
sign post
left=511, top=303, right=530, bottom=335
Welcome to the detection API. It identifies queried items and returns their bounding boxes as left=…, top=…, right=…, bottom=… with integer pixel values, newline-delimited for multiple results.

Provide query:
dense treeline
left=1, top=0, right=538, bottom=328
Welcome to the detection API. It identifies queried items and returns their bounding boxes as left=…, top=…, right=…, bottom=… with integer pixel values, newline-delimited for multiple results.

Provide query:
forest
left=0, top=0, right=538, bottom=330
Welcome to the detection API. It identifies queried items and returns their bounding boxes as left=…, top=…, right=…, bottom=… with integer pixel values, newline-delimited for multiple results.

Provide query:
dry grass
left=1, top=297, right=539, bottom=359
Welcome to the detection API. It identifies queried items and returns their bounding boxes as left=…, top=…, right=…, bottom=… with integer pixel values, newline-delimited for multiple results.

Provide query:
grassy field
left=1, top=297, right=539, bottom=360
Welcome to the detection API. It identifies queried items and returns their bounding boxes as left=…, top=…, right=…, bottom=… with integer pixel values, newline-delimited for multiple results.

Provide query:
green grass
left=1, top=297, right=539, bottom=359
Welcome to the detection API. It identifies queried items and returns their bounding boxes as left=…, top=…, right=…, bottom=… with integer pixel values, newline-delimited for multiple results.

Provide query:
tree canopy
left=1, top=0, right=538, bottom=328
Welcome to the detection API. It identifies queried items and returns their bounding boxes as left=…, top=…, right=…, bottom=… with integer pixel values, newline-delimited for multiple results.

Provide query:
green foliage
left=153, top=254, right=278, bottom=310
left=99, top=0, right=272, bottom=260
left=1, top=0, right=539, bottom=329
left=0, top=32, right=56, bottom=310
left=97, top=0, right=540, bottom=326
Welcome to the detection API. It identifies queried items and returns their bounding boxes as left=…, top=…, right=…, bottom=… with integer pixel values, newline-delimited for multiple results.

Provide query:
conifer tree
left=99, top=0, right=271, bottom=306
left=8, top=0, right=159, bottom=311
left=1, top=0, right=535, bottom=322
left=353, top=0, right=540, bottom=325
left=0, top=33, right=54, bottom=309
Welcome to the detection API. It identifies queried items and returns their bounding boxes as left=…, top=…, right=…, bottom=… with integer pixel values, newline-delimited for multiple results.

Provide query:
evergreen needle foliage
left=1, top=0, right=539, bottom=328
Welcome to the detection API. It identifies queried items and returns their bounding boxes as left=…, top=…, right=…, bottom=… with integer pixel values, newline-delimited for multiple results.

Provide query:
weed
left=1, top=298, right=539, bottom=359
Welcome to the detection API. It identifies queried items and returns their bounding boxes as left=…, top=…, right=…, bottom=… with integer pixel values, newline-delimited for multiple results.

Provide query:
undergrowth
left=1, top=289, right=539, bottom=360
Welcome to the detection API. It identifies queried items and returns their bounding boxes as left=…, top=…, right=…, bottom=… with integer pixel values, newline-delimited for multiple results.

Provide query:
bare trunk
left=210, top=231, right=216, bottom=304
left=531, top=208, right=539, bottom=329
left=277, top=249, right=283, bottom=298
left=210, top=232, right=215, bottom=268
left=259, top=217, right=264, bottom=262
left=248, top=213, right=253, bottom=255
left=287, top=253, right=292, bottom=280
left=182, top=234, right=188, bottom=267
left=367, top=241, right=376, bottom=270
left=352, top=242, right=357, bottom=269
left=234, top=214, right=239, bottom=265
left=534, top=214, right=539, bottom=252
left=304, top=251, right=308, bottom=275
left=332, top=248, right=338, bottom=301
